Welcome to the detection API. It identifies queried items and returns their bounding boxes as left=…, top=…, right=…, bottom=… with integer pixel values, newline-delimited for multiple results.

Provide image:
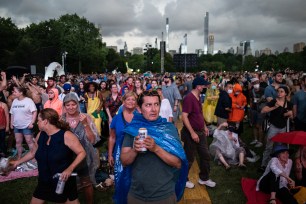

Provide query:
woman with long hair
left=77, top=81, right=87, bottom=113
left=105, top=83, right=122, bottom=125
left=11, top=108, right=86, bottom=204
left=260, top=86, right=293, bottom=170
left=10, top=86, right=37, bottom=159
left=84, top=82, right=103, bottom=136
left=108, top=91, right=138, bottom=204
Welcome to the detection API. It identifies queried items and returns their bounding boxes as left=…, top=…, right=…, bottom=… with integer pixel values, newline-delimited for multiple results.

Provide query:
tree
left=0, top=17, right=20, bottom=67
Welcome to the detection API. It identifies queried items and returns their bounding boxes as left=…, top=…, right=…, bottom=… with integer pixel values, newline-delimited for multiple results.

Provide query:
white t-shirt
left=10, top=97, right=37, bottom=129
left=159, top=98, right=173, bottom=122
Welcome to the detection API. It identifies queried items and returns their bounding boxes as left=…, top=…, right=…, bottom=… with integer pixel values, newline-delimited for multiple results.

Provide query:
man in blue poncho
left=121, top=90, right=188, bottom=204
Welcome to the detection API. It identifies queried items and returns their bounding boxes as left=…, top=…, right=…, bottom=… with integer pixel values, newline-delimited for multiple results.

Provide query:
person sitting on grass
left=209, top=122, right=247, bottom=170
left=256, top=144, right=297, bottom=204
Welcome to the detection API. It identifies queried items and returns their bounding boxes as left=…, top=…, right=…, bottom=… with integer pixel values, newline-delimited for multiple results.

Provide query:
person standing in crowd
left=257, top=145, right=297, bottom=204
left=46, top=77, right=62, bottom=94
left=264, top=71, right=284, bottom=102
left=58, top=75, right=68, bottom=88
left=181, top=77, right=216, bottom=189
left=249, top=78, right=264, bottom=147
left=108, top=91, right=138, bottom=204
left=162, top=75, right=182, bottom=125
left=293, top=75, right=306, bottom=131
left=150, top=79, right=158, bottom=90
left=0, top=71, right=7, bottom=92
left=228, top=84, right=247, bottom=133
left=214, top=81, right=233, bottom=126
left=0, top=100, right=9, bottom=156
left=120, top=77, right=134, bottom=95
left=59, top=83, right=80, bottom=101
left=62, top=93, right=100, bottom=204
left=10, top=86, right=37, bottom=159
left=10, top=108, right=86, bottom=204
left=259, top=86, right=293, bottom=171
left=26, top=77, right=43, bottom=112
left=183, top=74, right=193, bottom=98
left=133, top=78, right=144, bottom=97
left=105, top=83, right=122, bottom=125
left=85, top=82, right=103, bottom=136
left=156, top=86, right=173, bottom=122
left=120, top=90, right=188, bottom=203
left=77, top=81, right=87, bottom=113
left=44, top=88, right=63, bottom=116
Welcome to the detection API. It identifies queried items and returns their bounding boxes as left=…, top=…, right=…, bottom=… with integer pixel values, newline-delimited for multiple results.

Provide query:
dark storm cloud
left=0, top=0, right=305, bottom=52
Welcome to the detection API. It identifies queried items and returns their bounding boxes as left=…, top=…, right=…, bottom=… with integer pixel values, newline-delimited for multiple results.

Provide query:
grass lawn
left=0, top=122, right=264, bottom=204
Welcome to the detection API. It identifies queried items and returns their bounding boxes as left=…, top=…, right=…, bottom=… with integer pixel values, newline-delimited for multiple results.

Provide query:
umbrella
left=271, top=131, right=306, bottom=145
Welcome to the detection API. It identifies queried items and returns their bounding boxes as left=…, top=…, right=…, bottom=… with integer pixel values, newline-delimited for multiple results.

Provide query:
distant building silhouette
left=260, top=48, right=272, bottom=56
left=208, top=34, right=214, bottom=55
left=293, top=42, right=305, bottom=53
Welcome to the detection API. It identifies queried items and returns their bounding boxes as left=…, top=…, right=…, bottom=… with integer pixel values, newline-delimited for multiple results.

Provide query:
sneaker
left=246, top=155, right=260, bottom=163
left=255, top=142, right=263, bottom=148
left=185, top=181, right=195, bottom=189
left=198, top=179, right=216, bottom=188
left=250, top=140, right=258, bottom=145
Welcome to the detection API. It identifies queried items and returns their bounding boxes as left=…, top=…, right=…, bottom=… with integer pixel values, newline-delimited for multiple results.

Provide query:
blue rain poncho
left=114, top=112, right=188, bottom=203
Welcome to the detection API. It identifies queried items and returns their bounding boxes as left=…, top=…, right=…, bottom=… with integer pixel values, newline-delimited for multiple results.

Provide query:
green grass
left=0, top=123, right=263, bottom=204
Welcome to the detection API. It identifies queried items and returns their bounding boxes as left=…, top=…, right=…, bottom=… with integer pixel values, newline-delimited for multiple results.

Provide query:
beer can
left=138, top=128, right=147, bottom=152
left=55, top=179, right=66, bottom=194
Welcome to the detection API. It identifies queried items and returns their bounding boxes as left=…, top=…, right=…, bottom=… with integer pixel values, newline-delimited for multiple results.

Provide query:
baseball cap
left=192, top=77, right=211, bottom=87
left=63, top=83, right=71, bottom=91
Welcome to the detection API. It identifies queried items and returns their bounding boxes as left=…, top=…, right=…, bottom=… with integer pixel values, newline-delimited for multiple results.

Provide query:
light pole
left=62, top=51, right=68, bottom=73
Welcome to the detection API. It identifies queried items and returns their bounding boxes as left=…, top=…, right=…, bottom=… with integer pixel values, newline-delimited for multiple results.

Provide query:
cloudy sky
left=1, top=0, right=306, bottom=54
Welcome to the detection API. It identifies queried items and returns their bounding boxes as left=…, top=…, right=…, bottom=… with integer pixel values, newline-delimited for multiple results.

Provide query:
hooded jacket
left=44, top=88, right=63, bottom=116
left=228, top=84, right=247, bottom=122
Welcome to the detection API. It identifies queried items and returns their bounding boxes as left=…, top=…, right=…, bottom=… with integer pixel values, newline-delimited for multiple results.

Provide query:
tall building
left=260, top=48, right=272, bottom=56
left=228, top=47, right=235, bottom=54
left=237, top=41, right=244, bottom=55
left=208, top=34, right=214, bottom=55
left=195, top=49, right=204, bottom=56
left=204, top=12, right=209, bottom=54
left=180, top=34, right=188, bottom=54
left=244, top=41, right=252, bottom=56
left=283, top=47, right=290, bottom=53
left=275, top=50, right=279, bottom=56
left=255, top=50, right=260, bottom=57
left=124, top=42, right=128, bottom=54
left=166, top=18, right=169, bottom=52
left=293, top=42, right=305, bottom=53
left=132, top=47, right=143, bottom=55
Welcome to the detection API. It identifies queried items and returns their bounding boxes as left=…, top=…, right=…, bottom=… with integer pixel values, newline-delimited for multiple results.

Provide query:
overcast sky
left=1, top=0, right=306, bottom=54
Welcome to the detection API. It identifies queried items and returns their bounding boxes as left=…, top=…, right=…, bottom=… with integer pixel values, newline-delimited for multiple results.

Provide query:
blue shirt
left=293, top=90, right=306, bottom=122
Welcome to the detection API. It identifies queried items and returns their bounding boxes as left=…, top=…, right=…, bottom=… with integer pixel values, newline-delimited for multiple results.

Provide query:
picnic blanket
left=0, top=169, right=38, bottom=182
left=241, top=177, right=282, bottom=204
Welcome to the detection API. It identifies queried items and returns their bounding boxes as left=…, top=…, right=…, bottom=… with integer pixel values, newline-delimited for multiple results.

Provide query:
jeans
left=181, top=126, right=211, bottom=181
left=261, top=124, right=285, bottom=167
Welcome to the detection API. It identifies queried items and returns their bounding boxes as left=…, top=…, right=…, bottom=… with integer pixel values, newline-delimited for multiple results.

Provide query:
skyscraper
left=166, top=18, right=169, bottom=52
left=208, top=34, right=214, bottom=54
left=204, top=12, right=209, bottom=54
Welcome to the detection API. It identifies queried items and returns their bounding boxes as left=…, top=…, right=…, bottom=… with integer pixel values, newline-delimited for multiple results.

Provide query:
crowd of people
left=0, top=68, right=305, bottom=204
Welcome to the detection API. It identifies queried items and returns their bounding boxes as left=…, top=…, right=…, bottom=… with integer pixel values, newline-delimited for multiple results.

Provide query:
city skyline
left=1, top=0, right=306, bottom=53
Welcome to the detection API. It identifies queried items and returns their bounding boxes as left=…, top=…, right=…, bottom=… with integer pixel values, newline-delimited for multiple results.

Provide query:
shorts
left=251, top=109, right=264, bottom=126
left=13, top=127, right=33, bottom=135
left=75, top=159, right=92, bottom=189
left=33, top=177, right=78, bottom=203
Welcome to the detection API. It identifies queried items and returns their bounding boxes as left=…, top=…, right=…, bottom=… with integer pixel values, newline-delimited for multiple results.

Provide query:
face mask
left=211, top=85, right=216, bottom=90
left=235, top=92, right=240, bottom=95
left=254, top=84, right=260, bottom=89
left=227, top=89, right=233, bottom=94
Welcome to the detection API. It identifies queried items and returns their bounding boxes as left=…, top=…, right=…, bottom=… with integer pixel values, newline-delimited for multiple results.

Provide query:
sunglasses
left=141, top=90, right=159, bottom=96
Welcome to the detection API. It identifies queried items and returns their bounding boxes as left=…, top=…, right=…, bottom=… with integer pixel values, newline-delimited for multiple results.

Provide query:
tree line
left=1, top=14, right=305, bottom=74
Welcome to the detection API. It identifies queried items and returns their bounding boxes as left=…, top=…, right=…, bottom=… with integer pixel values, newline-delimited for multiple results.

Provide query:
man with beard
left=26, top=77, right=43, bottom=112
left=181, top=77, right=216, bottom=189
left=46, top=77, right=62, bottom=94
left=264, top=71, right=284, bottom=102
left=162, top=75, right=182, bottom=125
